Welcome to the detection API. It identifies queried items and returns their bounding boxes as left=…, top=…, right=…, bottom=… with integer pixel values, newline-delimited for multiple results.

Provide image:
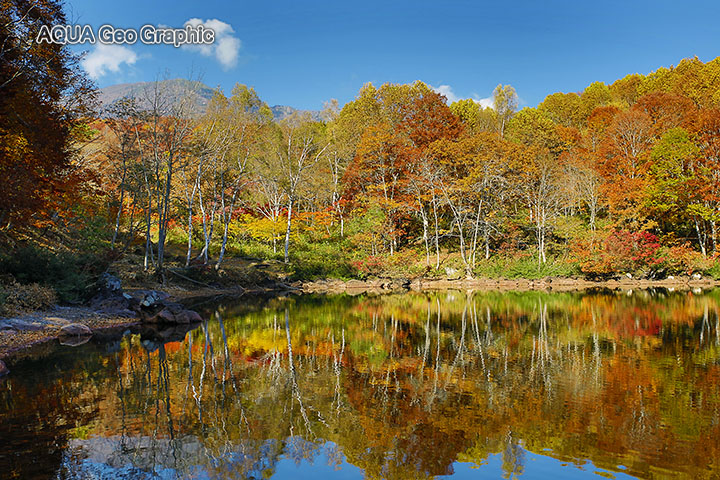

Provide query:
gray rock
left=140, top=301, right=201, bottom=325
left=175, top=309, right=203, bottom=324
left=92, top=295, right=136, bottom=316
left=60, top=323, right=92, bottom=336
left=346, top=279, right=368, bottom=289
left=0, top=360, right=8, bottom=377
left=98, top=273, right=123, bottom=292
left=133, top=290, right=171, bottom=307
left=0, top=322, right=16, bottom=331
left=692, top=273, right=702, bottom=280
left=1, top=319, right=46, bottom=331
left=59, top=335, right=92, bottom=347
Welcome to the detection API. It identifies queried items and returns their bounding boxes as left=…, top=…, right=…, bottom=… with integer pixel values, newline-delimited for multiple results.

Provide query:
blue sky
left=64, top=0, right=720, bottom=110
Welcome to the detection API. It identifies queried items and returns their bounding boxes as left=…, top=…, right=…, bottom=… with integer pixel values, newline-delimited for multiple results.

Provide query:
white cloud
left=183, top=18, right=241, bottom=70
left=431, top=84, right=495, bottom=109
left=82, top=44, right=138, bottom=79
left=474, top=95, right=494, bottom=109
left=432, top=84, right=460, bottom=103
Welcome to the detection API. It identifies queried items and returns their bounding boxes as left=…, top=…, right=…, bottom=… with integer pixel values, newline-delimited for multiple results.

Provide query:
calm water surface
left=2, top=289, right=720, bottom=479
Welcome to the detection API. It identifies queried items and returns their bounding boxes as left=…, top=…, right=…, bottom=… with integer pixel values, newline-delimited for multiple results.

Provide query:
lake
left=2, top=289, right=720, bottom=479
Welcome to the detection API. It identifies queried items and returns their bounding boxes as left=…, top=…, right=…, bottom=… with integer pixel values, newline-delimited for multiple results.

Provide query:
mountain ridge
left=96, top=79, right=323, bottom=121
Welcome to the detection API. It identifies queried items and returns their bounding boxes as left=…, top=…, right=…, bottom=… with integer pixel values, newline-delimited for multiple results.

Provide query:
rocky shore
left=1, top=272, right=718, bottom=377
left=0, top=274, right=205, bottom=375
left=296, top=275, right=720, bottom=294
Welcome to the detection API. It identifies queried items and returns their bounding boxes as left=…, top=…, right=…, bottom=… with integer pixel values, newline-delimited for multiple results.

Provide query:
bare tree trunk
left=111, top=160, right=127, bottom=249
left=185, top=205, right=193, bottom=267
left=484, top=225, right=490, bottom=260
left=696, top=218, right=708, bottom=256
left=156, top=164, right=173, bottom=278
left=144, top=205, right=153, bottom=271
left=432, top=194, right=440, bottom=269
left=418, top=202, right=430, bottom=267
left=470, top=200, right=483, bottom=269
left=284, top=198, right=293, bottom=263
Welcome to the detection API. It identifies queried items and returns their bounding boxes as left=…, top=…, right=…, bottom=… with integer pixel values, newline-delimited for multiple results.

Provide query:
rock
left=156, top=308, right=177, bottom=323
left=98, top=272, right=123, bottom=292
left=625, top=273, right=633, bottom=279
left=667, top=275, right=675, bottom=280
left=90, top=274, right=140, bottom=316
left=140, top=300, right=202, bottom=325
left=0, top=322, right=16, bottom=331
left=92, top=295, right=136, bottom=317
left=692, top=273, right=702, bottom=280
left=59, top=323, right=92, bottom=336
left=0, top=360, right=8, bottom=377
left=1, top=319, right=46, bottom=331
left=346, top=279, right=368, bottom=289
left=43, top=316, right=71, bottom=326
left=132, top=290, right=171, bottom=307
left=59, top=335, right=91, bottom=347
left=175, top=309, right=203, bottom=324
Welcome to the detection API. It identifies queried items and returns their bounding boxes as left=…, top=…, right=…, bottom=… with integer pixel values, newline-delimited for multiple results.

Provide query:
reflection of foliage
left=4, top=290, right=720, bottom=479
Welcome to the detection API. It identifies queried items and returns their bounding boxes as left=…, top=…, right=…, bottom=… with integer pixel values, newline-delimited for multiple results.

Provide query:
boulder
left=134, top=290, right=171, bottom=307
left=91, top=295, right=137, bottom=317
left=59, top=323, right=92, bottom=336
left=175, top=309, right=203, bottom=324
left=140, top=300, right=202, bottom=325
left=0, top=360, right=8, bottom=377
left=59, top=335, right=92, bottom=347
left=89, top=273, right=139, bottom=315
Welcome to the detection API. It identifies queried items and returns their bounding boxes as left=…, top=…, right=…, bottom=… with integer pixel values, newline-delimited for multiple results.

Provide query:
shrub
left=0, top=245, right=109, bottom=303
left=288, top=240, right=354, bottom=280
left=0, top=281, right=57, bottom=315
left=350, top=255, right=386, bottom=278
left=657, top=243, right=712, bottom=276
left=474, top=251, right=578, bottom=279
left=573, top=230, right=663, bottom=279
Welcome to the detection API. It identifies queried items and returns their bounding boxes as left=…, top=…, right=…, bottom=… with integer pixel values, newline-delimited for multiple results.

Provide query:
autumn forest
left=3, top=0, right=720, bottom=306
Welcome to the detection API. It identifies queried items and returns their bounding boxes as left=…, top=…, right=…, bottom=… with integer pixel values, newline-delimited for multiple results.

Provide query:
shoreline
left=2, top=275, right=718, bottom=365
left=297, top=275, right=720, bottom=294
left=0, top=285, right=292, bottom=363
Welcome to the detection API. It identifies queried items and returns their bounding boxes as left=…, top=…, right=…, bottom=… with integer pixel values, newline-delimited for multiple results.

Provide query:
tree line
left=3, top=0, right=720, bottom=281
left=91, top=57, right=720, bottom=280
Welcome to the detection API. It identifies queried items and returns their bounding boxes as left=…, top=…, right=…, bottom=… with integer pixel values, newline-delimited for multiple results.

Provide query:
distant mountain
left=269, top=104, right=324, bottom=122
left=97, top=79, right=323, bottom=121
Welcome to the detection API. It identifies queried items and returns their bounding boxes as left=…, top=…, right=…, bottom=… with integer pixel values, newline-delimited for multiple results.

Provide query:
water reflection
left=2, top=289, right=720, bottom=479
